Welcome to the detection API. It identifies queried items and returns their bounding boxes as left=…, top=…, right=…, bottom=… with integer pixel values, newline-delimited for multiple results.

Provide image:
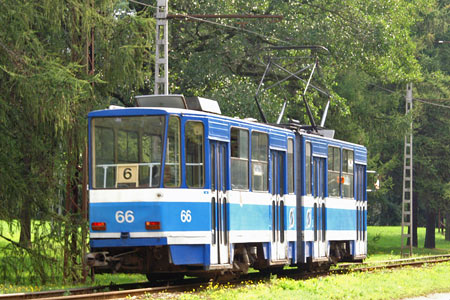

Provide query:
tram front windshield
left=91, top=116, right=165, bottom=189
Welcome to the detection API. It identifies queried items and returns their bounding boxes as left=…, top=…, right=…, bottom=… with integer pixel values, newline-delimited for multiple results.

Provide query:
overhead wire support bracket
left=167, top=14, right=283, bottom=21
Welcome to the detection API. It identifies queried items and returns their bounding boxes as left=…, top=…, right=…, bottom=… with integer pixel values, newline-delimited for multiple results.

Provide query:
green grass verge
left=173, top=262, right=450, bottom=300
left=1, top=226, right=450, bottom=295
left=367, top=226, right=450, bottom=261
left=0, top=273, right=147, bottom=294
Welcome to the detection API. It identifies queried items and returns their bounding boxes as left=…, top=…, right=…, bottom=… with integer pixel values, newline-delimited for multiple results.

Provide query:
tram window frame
left=185, top=121, right=205, bottom=188
left=251, top=131, right=268, bottom=192
left=91, top=116, right=165, bottom=189
left=287, top=138, right=295, bottom=194
left=305, top=142, right=312, bottom=195
left=327, top=146, right=341, bottom=197
left=342, top=148, right=354, bottom=198
left=164, top=116, right=181, bottom=188
left=230, top=127, right=249, bottom=190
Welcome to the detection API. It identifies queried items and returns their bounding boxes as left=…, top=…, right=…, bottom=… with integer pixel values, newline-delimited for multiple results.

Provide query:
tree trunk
left=19, top=197, right=32, bottom=248
left=19, top=157, right=32, bottom=248
left=445, top=212, right=450, bottom=241
left=412, top=191, right=418, bottom=247
left=424, top=210, right=436, bottom=249
left=63, top=130, right=82, bottom=283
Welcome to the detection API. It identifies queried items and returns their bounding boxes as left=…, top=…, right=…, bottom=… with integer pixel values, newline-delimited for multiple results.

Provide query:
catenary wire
left=414, top=98, right=450, bottom=109
left=364, top=80, right=450, bottom=110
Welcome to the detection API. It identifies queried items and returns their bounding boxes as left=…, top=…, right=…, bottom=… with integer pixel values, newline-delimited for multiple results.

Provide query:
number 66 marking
left=115, top=210, right=135, bottom=223
left=180, top=210, right=192, bottom=223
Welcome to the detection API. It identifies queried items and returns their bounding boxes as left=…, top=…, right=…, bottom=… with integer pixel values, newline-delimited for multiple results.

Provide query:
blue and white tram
left=86, top=95, right=367, bottom=279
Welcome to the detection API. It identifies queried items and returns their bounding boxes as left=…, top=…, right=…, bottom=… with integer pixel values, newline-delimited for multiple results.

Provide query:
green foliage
left=0, top=0, right=448, bottom=286
left=0, top=0, right=153, bottom=284
left=0, top=220, right=85, bottom=285
left=166, top=0, right=429, bottom=123
left=410, top=0, right=450, bottom=236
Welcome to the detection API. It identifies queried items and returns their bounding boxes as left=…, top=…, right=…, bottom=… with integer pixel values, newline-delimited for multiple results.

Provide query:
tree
left=411, top=0, right=450, bottom=248
left=165, top=0, right=428, bottom=122
left=0, top=0, right=153, bottom=283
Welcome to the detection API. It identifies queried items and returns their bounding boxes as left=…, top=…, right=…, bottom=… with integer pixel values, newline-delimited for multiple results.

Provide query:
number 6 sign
left=117, top=164, right=138, bottom=186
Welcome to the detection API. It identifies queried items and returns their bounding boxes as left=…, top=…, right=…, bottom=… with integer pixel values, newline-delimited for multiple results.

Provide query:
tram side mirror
left=367, top=170, right=380, bottom=192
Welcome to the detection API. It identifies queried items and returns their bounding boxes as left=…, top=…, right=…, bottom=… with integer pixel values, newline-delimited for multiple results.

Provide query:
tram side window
left=231, top=128, right=249, bottom=190
left=251, top=132, right=268, bottom=191
left=328, top=146, right=340, bottom=197
left=305, top=142, right=312, bottom=195
left=287, top=138, right=294, bottom=194
left=185, top=121, right=204, bottom=188
left=342, top=149, right=354, bottom=198
left=164, top=116, right=181, bottom=187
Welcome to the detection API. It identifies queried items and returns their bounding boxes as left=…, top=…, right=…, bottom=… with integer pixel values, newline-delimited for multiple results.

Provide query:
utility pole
left=401, top=83, right=413, bottom=257
left=154, top=0, right=169, bottom=94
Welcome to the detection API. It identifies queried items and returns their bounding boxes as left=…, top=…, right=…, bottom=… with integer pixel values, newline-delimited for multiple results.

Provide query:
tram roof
left=88, top=106, right=290, bottom=132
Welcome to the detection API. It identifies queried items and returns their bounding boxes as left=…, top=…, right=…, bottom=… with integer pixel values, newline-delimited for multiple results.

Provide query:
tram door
left=313, top=156, right=327, bottom=258
left=210, top=141, right=230, bottom=265
left=355, top=164, right=366, bottom=256
left=271, top=150, right=287, bottom=261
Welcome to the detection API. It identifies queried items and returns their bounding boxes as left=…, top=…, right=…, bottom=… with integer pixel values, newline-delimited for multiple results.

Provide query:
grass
left=173, top=262, right=450, bottom=300
left=1, top=225, right=450, bottom=297
left=367, top=226, right=450, bottom=261
left=168, top=226, right=450, bottom=300
left=0, top=274, right=147, bottom=294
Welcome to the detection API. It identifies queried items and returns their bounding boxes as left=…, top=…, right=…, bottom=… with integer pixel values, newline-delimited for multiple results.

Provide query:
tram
left=86, top=94, right=367, bottom=279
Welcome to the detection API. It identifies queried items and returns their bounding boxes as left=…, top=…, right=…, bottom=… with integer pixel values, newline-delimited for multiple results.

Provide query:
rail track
left=2, top=254, right=450, bottom=300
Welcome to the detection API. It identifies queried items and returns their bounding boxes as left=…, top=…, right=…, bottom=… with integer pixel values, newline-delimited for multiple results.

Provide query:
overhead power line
left=364, top=81, right=450, bottom=110
left=414, top=97, right=450, bottom=102
left=129, top=0, right=157, bottom=9
left=414, top=98, right=450, bottom=109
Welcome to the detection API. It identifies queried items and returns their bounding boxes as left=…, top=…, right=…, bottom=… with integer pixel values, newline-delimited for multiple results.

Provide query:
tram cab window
left=185, top=121, right=205, bottom=188
left=91, top=116, right=164, bottom=189
left=287, top=138, right=294, bottom=194
left=164, top=116, right=181, bottom=187
left=342, top=149, right=354, bottom=198
left=305, top=142, right=312, bottom=195
left=328, top=146, right=340, bottom=197
left=251, top=132, right=268, bottom=191
left=231, top=128, right=249, bottom=190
